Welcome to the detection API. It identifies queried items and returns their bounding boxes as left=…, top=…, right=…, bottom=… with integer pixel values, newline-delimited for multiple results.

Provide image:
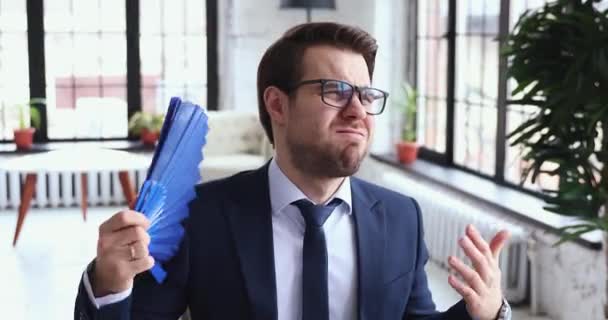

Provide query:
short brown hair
left=256, top=22, right=378, bottom=144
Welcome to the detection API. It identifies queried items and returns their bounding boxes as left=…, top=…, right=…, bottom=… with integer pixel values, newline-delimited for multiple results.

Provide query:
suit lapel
left=351, top=178, right=385, bottom=320
left=226, top=163, right=278, bottom=320
left=223, top=169, right=385, bottom=320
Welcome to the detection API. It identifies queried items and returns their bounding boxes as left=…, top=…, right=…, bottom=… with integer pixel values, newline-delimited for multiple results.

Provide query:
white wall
left=217, top=0, right=407, bottom=154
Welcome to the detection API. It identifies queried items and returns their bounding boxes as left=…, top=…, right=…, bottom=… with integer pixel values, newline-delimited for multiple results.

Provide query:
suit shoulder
left=352, top=177, right=418, bottom=207
left=194, top=169, right=258, bottom=196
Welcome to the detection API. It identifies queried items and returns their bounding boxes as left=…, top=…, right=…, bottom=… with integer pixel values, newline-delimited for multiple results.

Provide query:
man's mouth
left=336, top=129, right=366, bottom=138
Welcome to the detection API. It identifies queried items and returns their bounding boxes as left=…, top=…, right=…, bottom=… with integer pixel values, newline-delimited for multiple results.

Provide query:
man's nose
left=341, top=94, right=368, bottom=119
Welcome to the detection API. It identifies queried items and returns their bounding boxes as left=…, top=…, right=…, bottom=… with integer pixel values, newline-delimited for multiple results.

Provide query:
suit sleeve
left=74, top=223, right=191, bottom=320
left=403, top=198, right=473, bottom=320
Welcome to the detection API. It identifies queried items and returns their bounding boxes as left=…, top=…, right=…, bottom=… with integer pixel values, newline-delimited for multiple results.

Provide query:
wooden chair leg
left=81, top=173, right=88, bottom=221
left=13, top=173, right=37, bottom=246
left=118, top=171, right=136, bottom=209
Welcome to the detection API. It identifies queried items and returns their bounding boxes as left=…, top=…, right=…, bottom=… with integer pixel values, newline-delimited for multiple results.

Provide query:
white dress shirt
left=84, top=158, right=358, bottom=320
left=269, top=159, right=358, bottom=320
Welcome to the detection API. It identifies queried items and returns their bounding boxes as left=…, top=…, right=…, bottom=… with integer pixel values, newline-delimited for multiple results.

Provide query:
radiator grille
left=0, top=169, right=147, bottom=210
left=382, top=171, right=529, bottom=304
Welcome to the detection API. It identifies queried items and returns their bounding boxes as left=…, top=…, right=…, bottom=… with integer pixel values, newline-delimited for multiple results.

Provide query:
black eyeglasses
left=288, top=79, right=389, bottom=115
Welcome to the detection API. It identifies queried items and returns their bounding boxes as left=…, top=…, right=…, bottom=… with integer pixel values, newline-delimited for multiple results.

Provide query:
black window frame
left=410, top=0, right=545, bottom=197
left=1, top=0, right=218, bottom=144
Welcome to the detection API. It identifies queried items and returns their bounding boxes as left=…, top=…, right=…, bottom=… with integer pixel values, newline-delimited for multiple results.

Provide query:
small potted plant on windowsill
left=128, top=111, right=164, bottom=146
left=395, top=82, right=419, bottom=164
left=13, top=98, right=44, bottom=150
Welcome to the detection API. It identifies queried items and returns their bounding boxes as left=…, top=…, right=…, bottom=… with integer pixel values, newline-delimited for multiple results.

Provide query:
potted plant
left=395, top=82, right=419, bottom=164
left=128, top=111, right=164, bottom=146
left=13, top=98, right=44, bottom=150
left=503, top=0, right=608, bottom=243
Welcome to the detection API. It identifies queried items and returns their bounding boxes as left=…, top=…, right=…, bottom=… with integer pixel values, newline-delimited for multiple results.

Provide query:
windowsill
left=371, top=153, right=602, bottom=250
left=0, top=140, right=156, bottom=154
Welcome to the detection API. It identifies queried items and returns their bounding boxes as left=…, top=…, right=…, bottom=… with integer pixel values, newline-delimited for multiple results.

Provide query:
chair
left=199, top=110, right=272, bottom=181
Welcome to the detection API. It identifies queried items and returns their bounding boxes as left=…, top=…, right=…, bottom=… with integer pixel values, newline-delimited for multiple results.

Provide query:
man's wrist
left=494, top=298, right=511, bottom=320
left=83, top=260, right=133, bottom=309
left=87, top=260, right=114, bottom=297
left=86, top=260, right=97, bottom=289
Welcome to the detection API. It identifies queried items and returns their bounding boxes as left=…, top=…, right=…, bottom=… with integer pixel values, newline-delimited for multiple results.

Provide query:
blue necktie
left=292, top=198, right=343, bottom=320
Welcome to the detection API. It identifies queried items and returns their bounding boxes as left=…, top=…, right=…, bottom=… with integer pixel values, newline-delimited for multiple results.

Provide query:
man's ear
left=263, top=86, right=289, bottom=126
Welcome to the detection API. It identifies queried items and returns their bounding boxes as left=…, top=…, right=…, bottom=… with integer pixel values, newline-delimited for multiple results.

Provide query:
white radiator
left=382, top=171, right=529, bottom=304
left=0, top=169, right=147, bottom=210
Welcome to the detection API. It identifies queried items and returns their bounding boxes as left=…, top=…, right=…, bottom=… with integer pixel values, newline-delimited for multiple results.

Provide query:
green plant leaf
left=128, top=111, right=165, bottom=136
left=29, top=107, right=41, bottom=129
left=503, top=0, right=608, bottom=242
left=395, top=82, right=418, bottom=142
left=554, top=224, right=598, bottom=246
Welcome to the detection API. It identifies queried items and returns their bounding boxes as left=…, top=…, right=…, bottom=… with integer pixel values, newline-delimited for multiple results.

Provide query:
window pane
left=0, top=0, right=27, bottom=31
left=44, top=0, right=73, bottom=32
left=452, top=0, right=499, bottom=175
left=100, top=0, right=125, bottom=32
left=455, top=102, right=496, bottom=175
left=416, top=0, right=448, bottom=154
left=418, top=39, right=447, bottom=100
left=417, top=97, right=446, bottom=153
left=0, top=35, right=29, bottom=88
left=417, top=0, right=448, bottom=38
left=504, top=0, right=555, bottom=190
left=457, top=0, right=500, bottom=35
left=186, top=0, right=206, bottom=34
left=141, top=0, right=162, bottom=33
left=505, top=103, right=543, bottom=189
left=455, top=37, right=482, bottom=102
left=140, top=0, right=207, bottom=114
left=44, top=0, right=127, bottom=139
left=455, top=37, right=498, bottom=105
left=0, top=0, right=29, bottom=140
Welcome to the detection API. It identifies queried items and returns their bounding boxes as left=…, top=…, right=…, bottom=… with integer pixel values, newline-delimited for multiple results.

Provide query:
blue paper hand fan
left=133, top=97, right=208, bottom=283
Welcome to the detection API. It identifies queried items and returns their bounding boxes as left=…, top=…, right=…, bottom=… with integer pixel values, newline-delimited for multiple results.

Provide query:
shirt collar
left=268, top=158, right=352, bottom=216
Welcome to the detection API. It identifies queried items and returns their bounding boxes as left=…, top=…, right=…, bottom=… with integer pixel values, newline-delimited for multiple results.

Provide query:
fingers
left=466, top=225, right=493, bottom=260
left=101, top=225, right=151, bottom=249
left=131, top=255, right=155, bottom=274
left=99, top=210, right=150, bottom=234
left=459, top=235, right=491, bottom=282
left=467, top=225, right=510, bottom=260
left=125, top=240, right=150, bottom=261
left=450, top=225, right=506, bottom=320
left=489, top=230, right=511, bottom=259
left=448, top=273, right=479, bottom=304
left=448, top=256, right=486, bottom=294
left=93, top=210, right=154, bottom=295
left=456, top=225, right=507, bottom=288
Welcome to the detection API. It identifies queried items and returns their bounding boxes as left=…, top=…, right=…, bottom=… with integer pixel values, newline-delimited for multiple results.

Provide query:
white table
left=0, top=148, right=151, bottom=246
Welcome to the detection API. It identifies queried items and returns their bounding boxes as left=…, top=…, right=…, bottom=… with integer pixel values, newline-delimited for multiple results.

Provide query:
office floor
left=0, top=207, right=549, bottom=320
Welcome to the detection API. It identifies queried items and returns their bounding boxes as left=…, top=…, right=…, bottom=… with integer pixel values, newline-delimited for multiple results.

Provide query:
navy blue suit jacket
left=75, top=163, right=472, bottom=320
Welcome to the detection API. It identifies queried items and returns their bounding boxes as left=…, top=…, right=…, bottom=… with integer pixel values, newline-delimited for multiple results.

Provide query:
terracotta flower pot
left=396, top=141, right=419, bottom=164
left=13, top=128, right=36, bottom=150
left=140, top=128, right=160, bottom=146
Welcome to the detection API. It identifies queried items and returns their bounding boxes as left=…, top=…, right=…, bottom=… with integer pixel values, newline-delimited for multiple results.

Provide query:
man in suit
left=75, top=22, right=512, bottom=320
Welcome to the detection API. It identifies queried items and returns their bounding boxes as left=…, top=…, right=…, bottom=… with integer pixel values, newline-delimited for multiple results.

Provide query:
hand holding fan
left=133, top=97, right=208, bottom=283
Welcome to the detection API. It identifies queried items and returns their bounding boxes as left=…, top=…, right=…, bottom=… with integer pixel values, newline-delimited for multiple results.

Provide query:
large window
left=44, top=0, right=127, bottom=139
left=140, top=0, right=207, bottom=114
left=415, top=0, right=552, bottom=192
left=416, top=0, right=448, bottom=154
left=0, top=0, right=29, bottom=140
left=453, top=0, right=500, bottom=176
left=0, top=0, right=217, bottom=143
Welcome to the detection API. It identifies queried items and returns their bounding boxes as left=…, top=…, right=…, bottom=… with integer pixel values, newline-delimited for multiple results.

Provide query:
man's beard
left=287, top=136, right=367, bottom=178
